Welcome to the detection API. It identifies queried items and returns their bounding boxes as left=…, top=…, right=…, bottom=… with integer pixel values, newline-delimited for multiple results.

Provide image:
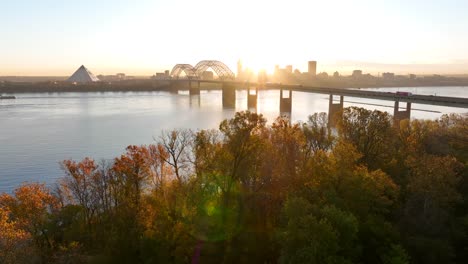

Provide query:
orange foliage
left=0, top=207, right=32, bottom=263
left=0, top=183, right=58, bottom=232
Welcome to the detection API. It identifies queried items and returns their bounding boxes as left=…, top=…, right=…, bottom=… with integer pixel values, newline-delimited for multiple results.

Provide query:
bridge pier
left=247, top=87, right=258, bottom=108
left=328, top=95, right=344, bottom=127
left=190, top=94, right=200, bottom=107
left=170, top=80, right=191, bottom=93
left=280, top=88, right=292, bottom=113
left=394, top=101, right=411, bottom=125
left=189, top=81, right=200, bottom=95
left=169, top=81, right=180, bottom=94
left=222, top=83, right=236, bottom=108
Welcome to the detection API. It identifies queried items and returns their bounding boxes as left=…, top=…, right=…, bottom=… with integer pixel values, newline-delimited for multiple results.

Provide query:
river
left=0, top=86, right=467, bottom=193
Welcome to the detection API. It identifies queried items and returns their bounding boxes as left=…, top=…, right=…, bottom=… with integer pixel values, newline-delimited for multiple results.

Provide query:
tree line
left=1, top=107, right=467, bottom=263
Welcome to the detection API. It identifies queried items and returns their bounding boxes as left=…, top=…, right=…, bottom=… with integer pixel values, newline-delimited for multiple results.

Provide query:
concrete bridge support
left=280, top=88, right=292, bottom=113
left=328, top=95, right=344, bottom=127
left=247, top=87, right=258, bottom=108
left=189, top=81, right=200, bottom=95
left=190, top=94, right=200, bottom=107
left=170, top=80, right=191, bottom=93
left=222, top=83, right=236, bottom=108
left=394, top=101, right=411, bottom=125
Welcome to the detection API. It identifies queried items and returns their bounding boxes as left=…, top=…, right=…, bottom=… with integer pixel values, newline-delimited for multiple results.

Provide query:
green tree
left=278, top=197, right=359, bottom=264
left=337, top=107, right=396, bottom=171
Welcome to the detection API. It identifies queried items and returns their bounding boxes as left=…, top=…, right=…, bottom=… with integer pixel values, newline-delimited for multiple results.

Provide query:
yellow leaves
left=0, top=206, right=30, bottom=242
left=331, top=140, right=363, bottom=169
left=406, top=154, right=462, bottom=209
left=219, top=110, right=267, bottom=139
left=0, top=183, right=58, bottom=230
left=0, top=207, right=32, bottom=263
left=303, top=142, right=398, bottom=218
left=0, top=183, right=55, bottom=262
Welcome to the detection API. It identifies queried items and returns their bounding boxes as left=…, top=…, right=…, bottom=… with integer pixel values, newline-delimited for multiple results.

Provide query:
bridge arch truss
left=170, top=64, right=197, bottom=79
left=170, top=60, right=235, bottom=80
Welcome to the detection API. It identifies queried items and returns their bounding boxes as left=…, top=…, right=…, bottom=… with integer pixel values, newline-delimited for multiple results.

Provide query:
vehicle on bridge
left=396, top=91, right=413, bottom=96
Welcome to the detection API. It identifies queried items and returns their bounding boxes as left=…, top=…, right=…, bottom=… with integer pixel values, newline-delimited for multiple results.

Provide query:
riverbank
left=0, top=80, right=171, bottom=93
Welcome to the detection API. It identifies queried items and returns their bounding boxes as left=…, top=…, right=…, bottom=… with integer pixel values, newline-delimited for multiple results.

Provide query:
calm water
left=1, top=87, right=467, bottom=193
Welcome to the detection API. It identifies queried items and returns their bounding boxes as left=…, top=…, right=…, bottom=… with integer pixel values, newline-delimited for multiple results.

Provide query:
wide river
left=1, top=86, right=467, bottom=193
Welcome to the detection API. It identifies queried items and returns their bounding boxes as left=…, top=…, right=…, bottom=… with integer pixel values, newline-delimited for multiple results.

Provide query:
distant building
left=333, top=71, right=340, bottom=78
left=308, top=61, right=317, bottom=76
left=151, top=70, right=171, bottom=80
left=409, top=74, right=416, bottom=80
left=382, top=72, right=395, bottom=79
left=258, top=70, right=267, bottom=83
left=98, top=73, right=128, bottom=82
left=67, top=65, right=100, bottom=83
left=153, top=73, right=167, bottom=80
left=285, top=65, right=293, bottom=73
left=237, top=60, right=243, bottom=77
left=274, top=65, right=280, bottom=76
left=202, top=71, right=214, bottom=80
left=116, top=73, right=126, bottom=80
left=317, top=72, right=329, bottom=79
left=352, top=70, right=363, bottom=78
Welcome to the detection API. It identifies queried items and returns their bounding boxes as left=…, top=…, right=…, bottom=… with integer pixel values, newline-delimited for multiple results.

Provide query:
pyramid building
left=67, top=65, right=100, bottom=83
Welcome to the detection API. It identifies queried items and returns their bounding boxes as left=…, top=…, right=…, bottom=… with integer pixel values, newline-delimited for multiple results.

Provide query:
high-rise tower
left=237, top=60, right=243, bottom=79
left=308, top=61, right=317, bottom=76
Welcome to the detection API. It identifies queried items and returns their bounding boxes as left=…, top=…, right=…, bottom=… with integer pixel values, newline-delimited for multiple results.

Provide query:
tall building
left=308, top=61, right=317, bottom=76
left=274, top=65, right=280, bottom=76
left=237, top=60, right=243, bottom=77
left=285, top=65, right=293, bottom=73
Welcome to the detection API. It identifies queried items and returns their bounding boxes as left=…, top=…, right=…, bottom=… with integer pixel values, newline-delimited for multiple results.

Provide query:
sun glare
left=241, top=58, right=275, bottom=75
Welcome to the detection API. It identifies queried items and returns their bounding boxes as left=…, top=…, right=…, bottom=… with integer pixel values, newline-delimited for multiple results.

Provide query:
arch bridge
left=170, top=60, right=235, bottom=80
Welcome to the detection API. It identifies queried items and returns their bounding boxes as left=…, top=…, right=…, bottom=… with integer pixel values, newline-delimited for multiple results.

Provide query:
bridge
left=167, top=61, right=468, bottom=125
left=170, top=60, right=235, bottom=80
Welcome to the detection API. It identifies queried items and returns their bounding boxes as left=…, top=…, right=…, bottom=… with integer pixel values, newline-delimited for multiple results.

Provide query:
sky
left=1, top=0, right=468, bottom=76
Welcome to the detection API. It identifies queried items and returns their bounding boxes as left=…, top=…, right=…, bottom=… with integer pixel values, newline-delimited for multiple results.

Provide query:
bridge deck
left=170, top=79, right=468, bottom=108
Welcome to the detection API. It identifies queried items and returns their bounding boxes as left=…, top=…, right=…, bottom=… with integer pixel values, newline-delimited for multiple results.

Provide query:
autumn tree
left=278, top=197, right=360, bottom=264
left=0, top=183, right=58, bottom=261
left=270, top=116, right=307, bottom=183
left=0, top=207, right=34, bottom=264
left=337, top=107, right=396, bottom=171
left=401, top=154, right=463, bottom=264
left=218, top=111, right=267, bottom=188
left=302, top=112, right=335, bottom=155
left=159, top=129, right=192, bottom=184
left=3, top=110, right=465, bottom=263
left=107, top=145, right=153, bottom=261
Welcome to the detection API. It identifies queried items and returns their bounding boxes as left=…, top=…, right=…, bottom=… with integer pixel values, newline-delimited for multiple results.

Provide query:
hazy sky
left=1, top=0, right=468, bottom=76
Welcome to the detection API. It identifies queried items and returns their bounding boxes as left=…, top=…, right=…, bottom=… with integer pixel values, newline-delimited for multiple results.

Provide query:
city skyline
left=1, top=0, right=468, bottom=76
